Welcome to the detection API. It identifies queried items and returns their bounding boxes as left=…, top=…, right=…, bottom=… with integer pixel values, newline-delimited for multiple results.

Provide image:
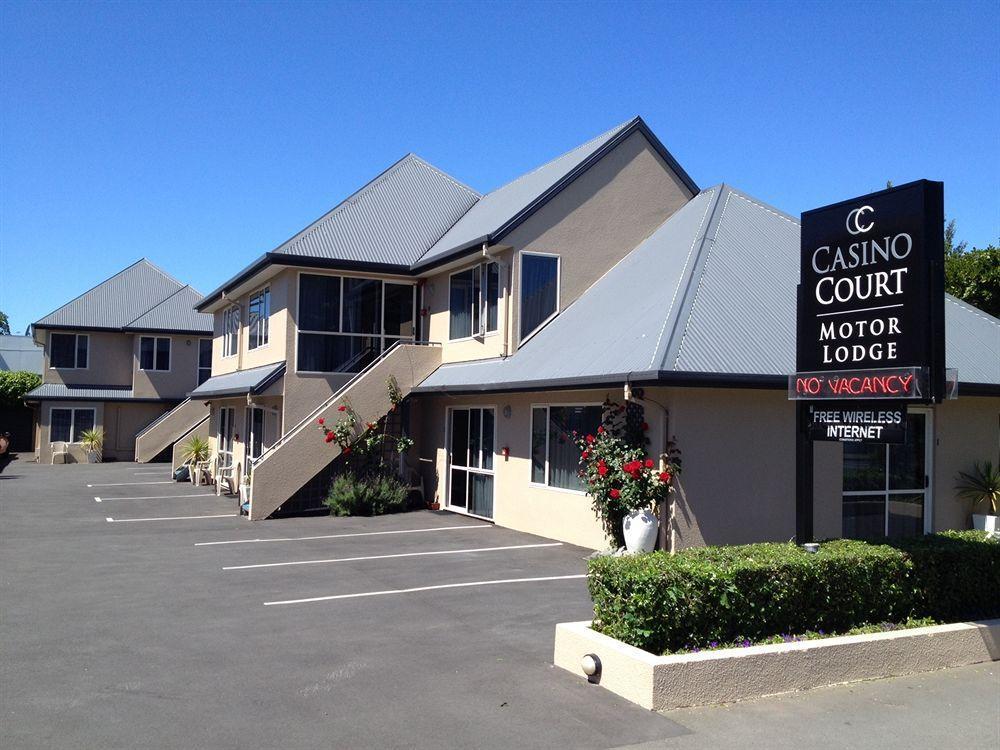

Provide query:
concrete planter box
left=554, top=619, right=1000, bottom=711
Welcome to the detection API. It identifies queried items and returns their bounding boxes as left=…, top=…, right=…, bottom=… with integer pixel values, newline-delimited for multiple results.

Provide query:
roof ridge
left=945, top=293, right=1000, bottom=325
left=137, top=258, right=188, bottom=290
left=405, top=154, right=481, bottom=199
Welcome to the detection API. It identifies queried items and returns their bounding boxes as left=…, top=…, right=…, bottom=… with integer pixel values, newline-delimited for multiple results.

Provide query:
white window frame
left=518, top=251, right=560, bottom=346
left=444, top=404, right=498, bottom=520
left=49, top=406, right=96, bottom=444
left=529, top=402, right=602, bottom=495
left=247, top=286, right=270, bottom=351
left=49, top=332, right=89, bottom=370
left=222, top=305, right=240, bottom=358
left=294, top=271, right=417, bottom=375
left=217, top=406, right=235, bottom=458
left=448, top=262, right=500, bottom=342
left=197, top=338, right=212, bottom=385
left=138, top=336, right=171, bottom=372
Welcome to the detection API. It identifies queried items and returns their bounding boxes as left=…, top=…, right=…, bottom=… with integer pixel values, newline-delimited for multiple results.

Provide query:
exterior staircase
left=134, top=397, right=211, bottom=463
left=247, top=342, right=442, bottom=521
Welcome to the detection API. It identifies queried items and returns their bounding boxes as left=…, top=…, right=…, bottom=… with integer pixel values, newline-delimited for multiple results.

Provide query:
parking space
left=1, top=462, right=686, bottom=750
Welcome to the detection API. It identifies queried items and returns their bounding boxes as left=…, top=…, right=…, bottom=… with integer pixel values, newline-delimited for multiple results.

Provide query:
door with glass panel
left=448, top=408, right=495, bottom=519
left=842, top=409, right=931, bottom=539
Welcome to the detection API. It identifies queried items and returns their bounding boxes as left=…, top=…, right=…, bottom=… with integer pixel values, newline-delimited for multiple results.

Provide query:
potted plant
left=80, top=428, right=104, bottom=463
left=956, top=461, right=1000, bottom=533
left=575, top=402, right=681, bottom=553
left=180, top=435, right=211, bottom=485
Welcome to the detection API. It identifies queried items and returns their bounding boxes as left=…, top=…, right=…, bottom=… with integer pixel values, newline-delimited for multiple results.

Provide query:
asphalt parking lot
left=2, top=461, right=997, bottom=750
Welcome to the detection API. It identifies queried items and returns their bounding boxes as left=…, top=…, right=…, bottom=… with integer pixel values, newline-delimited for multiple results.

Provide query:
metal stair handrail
left=134, top=397, right=192, bottom=439
left=250, top=340, right=441, bottom=470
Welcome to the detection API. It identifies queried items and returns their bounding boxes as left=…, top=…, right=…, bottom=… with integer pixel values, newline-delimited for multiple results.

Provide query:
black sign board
left=794, top=180, right=945, bottom=402
left=807, top=402, right=907, bottom=443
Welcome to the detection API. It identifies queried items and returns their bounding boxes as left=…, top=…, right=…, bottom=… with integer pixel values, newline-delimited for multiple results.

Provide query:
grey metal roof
left=189, top=361, right=285, bottom=399
left=34, top=259, right=211, bottom=334
left=0, top=336, right=43, bottom=374
left=416, top=185, right=1000, bottom=392
left=125, top=285, right=213, bottom=334
left=270, top=154, right=479, bottom=266
left=23, top=384, right=158, bottom=402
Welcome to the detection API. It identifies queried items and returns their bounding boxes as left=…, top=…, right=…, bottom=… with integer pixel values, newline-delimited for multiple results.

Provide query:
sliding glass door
left=448, top=407, right=495, bottom=519
left=842, top=408, right=931, bottom=539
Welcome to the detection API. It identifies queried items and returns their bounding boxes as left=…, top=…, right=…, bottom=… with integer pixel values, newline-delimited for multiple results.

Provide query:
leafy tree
left=0, top=371, right=41, bottom=407
left=943, top=220, right=999, bottom=318
left=0, top=311, right=10, bottom=336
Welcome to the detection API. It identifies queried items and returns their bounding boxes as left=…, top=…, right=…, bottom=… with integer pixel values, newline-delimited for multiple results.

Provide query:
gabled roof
left=34, top=259, right=212, bottom=334
left=412, top=116, right=699, bottom=270
left=416, top=185, right=1000, bottom=393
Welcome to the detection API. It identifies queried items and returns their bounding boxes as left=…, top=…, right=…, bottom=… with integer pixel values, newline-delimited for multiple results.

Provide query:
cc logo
left=846, top=205, right=875, bottom=235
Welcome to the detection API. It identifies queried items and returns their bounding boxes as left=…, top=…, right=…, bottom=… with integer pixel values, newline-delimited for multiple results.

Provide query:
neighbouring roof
left=34, top=259, right=213, bottom=334
left=196, top=116, right=699, bottom=309
left=416, top=185, right=1000, bottom=393
left=0, top=336, right=43, bottom=374
left=189, top=361, right=285, bottom=399
left=23, top=384, right=172, bottom=402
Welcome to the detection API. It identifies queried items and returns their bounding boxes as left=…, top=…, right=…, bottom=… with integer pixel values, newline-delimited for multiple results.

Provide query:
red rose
left=644, top=458, right=654, bottom=469
left=609, top=488, right=621, bottom=499
left=337, top=405, right=347, bottom=412
left=317, top=417, right=325, bottom=426
left=659, top=471, right=671, bottom=482
left=581, top=450, right=590, bottom=459
left=598, top=461, right=608, bottom=477
left=324, top=432, right=335, bottom=443
left=642, top=422, right=649, bottom=431
left=342, top=446, right=352, bottom=455
left=597, top=426, right=605, bottom=434
left=585, top=434, right=595, bottom=444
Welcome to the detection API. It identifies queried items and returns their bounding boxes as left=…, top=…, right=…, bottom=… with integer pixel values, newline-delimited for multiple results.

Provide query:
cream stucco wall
left=37, top=400, right=104, bottom=464
left=211, top=272, right=290, bottom=377
left=932, top=396, right=1000, bottom=530
left=43, top=330, right=133, bottom=387
left=36, top=400, right=172, bottom=464
left=131, top=333, right=205, bottom=399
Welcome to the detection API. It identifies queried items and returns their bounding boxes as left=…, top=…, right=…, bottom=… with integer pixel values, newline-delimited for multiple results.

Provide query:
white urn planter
left=972, top=514, right=999, bottom=534
left=623, top=508, right=658, bottom=553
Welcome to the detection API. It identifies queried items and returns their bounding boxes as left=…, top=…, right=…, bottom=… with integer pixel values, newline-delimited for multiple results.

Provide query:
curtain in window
left=342, top=278, right=381, bottom=334
left=520, top=255, right=558, bottom=339
left=547, top=405, right=601, bottom=491
left=531, top=408, right=547, bottom=483
left=299, top=275, right=340, bottom=332
left=449, top=269, right=475, bottom=339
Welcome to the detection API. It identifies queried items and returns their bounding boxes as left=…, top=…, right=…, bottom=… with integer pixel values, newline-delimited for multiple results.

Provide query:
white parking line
left=134, top=471, right=170, bottom=475
left=195, top=524, right=492, bottom=547
left=87, top=481, right=174, bottom=487
left=107, top=514, right=236, bottom=523
left=263, top=574, right=588, bottom=606
left=96, top=493, right=216, bottom=501
left=223, top=542, right=562, bottom=571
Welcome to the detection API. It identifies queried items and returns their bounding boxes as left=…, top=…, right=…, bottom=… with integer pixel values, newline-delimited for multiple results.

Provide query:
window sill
left=528, top=481, right=588, bottom=497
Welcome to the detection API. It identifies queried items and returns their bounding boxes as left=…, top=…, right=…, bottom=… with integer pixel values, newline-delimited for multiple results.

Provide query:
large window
left=248, top=287, right=270, bottom=350
left=519, top=252, right=559, bottom=341
left=139, top=336, right=170, bottom=371
left=50, top=333, right=88, bottom=369
left=222, top=306, right=240, bottom=358
left=197, top=339, right=212, bottom=385
left=449, top=262, right=500, bottom=340
left=50, top=407, right=95, bottom=443
left=297, top=274, right=416, bottom=373
left=531, top=404, right=602, bottom=491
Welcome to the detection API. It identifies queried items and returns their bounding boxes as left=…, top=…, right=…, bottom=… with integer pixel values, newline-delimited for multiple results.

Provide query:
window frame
left=445, top=404, right=498, bottom=520
left=197, top=338, right=212, bottom=386
left=247, top=286, right=271, bottom=351
left=138, top=335, right=171, bottom=372
left=49, top=406, right=96, bottom=444
left=518, top=251, right=560, bottom=345
left=49, top=332, right=89, bottom=370
left=222, top=305, right=240, bottom=359
left=294, top=271, right=417, bottom=375
left=448, top=261, right=500, bottom=342
left=528, top=402, right=602, bottom=495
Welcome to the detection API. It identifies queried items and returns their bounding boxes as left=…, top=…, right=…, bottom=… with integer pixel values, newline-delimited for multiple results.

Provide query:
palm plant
left=80, top=428, right=104, bottom=453
left=955, top=461, right=1000, bottom=516
left=180, top=435, right=211, bottom=465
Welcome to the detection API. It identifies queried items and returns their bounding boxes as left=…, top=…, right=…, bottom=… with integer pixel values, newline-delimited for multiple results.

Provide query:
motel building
left=126, top=117, right=999, bottom=550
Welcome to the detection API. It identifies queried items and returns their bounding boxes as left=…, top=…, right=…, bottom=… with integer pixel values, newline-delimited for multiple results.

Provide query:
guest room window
left=519, top=252, right=559, bottom=342
left=50, top=333, right=88, bottom=369
left=222, top=305, right=240, bottom=358
left=50, top=407, right=95, bottom=443
left=530, top=404, right=601, bottom=491
left=248, top=286, right=270, bottom=350
left=197, top=339, right=212, bottom=385
left=449, top=262, right=499, bottom=340
left=139, top=336, right=171, bottom=371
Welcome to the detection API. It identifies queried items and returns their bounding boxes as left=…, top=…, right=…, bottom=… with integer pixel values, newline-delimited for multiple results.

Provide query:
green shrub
left=0, top=371, right=41, bottom=408
left=325, top=472, right=409, bottom=517
left=588, top=532, right=1000, bottom=655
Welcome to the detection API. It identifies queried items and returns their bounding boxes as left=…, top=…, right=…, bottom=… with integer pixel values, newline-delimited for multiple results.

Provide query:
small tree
left=0, top=371, right=41, bottom=407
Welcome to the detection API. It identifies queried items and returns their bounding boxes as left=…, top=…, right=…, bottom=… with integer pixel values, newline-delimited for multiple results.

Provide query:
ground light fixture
left=803, top=542, right=820, bottom=554
left=581, top=653, right=602, bottom=683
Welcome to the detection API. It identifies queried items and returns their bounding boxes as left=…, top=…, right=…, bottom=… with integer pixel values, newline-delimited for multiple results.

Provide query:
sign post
left=791, top=180, right=946, bottom=542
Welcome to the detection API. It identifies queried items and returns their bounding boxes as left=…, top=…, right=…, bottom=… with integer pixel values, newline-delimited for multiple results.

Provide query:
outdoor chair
left=216, top=457, right=240, bottom=497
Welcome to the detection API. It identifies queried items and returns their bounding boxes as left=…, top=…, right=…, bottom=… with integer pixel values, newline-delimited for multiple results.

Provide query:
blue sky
left=1, top=0, right=997, bottom=334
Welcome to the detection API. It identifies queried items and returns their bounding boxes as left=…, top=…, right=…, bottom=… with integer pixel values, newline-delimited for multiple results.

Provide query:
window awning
left=189, top=362, right=285, bottom=399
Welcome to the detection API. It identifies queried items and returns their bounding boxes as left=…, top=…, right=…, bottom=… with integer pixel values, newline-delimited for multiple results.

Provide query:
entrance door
left=842, top=408, right=932, bottom=539
left=448, top=407, right=495, bottom=519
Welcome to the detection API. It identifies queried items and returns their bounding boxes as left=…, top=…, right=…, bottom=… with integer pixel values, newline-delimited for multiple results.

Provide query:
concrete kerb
left=554, top=619, right=1000, bottom=711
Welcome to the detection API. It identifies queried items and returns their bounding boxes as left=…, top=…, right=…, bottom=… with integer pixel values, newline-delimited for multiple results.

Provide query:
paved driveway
left=1, top=461, right=686, bottom=749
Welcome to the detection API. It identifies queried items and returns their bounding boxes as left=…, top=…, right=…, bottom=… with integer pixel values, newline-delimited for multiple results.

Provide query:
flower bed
left=588, top=531, right=1000, bottom=655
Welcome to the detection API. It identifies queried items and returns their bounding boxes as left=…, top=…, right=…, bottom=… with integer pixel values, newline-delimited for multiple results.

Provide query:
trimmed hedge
left=588, top=532, right=999, bottom=655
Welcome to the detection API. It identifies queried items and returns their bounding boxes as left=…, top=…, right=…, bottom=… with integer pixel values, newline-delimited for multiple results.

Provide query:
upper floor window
left=449, top=262, right=499, bottom=340
left=197, top=339, right=212, bottom=385
left=139, top=336, right=170, bottom=371
left=248, top=287, right=270, bottom=350
left=50, top=333, right=88, bottom=369
left=297, top=273, right=415, bottom=373
left=520, top=252, right=559, bottom=342
left=222, top=305, right=240, bottom=358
